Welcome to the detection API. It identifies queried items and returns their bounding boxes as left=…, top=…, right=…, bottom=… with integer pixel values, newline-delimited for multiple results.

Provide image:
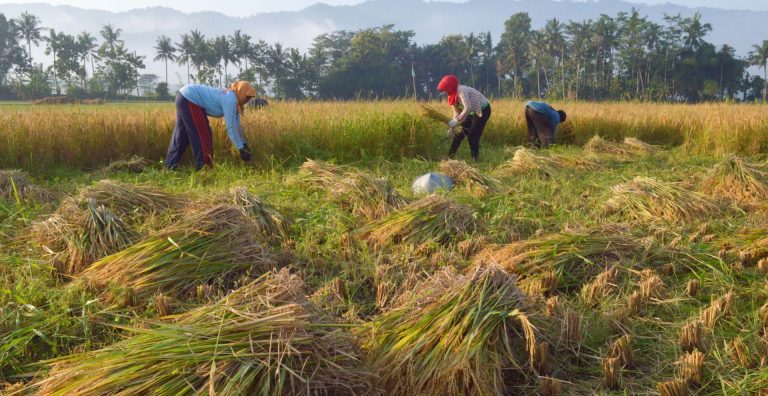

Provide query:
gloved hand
left=448, top=119, right=459, bottom=128
left=239, top=144, right=252, bottom=162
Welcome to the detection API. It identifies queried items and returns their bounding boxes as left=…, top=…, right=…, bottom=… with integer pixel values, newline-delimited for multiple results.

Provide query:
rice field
left=1, top=100, right=768, bottom=395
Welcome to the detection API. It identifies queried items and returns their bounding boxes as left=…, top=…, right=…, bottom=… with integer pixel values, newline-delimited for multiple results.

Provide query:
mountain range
left=0, top=0, right=764, bottom=82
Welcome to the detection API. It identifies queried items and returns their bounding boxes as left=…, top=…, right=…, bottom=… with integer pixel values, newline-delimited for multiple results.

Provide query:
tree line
left=0, top=9, right=766, bottom=102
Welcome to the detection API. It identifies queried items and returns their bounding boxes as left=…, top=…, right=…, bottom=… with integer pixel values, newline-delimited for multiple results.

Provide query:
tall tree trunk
left=512, top=59, right=518, bottom=98
left=165, top=59, right=169, bottom=85
left=187, top=62, right=190, bottom=85
left=536, top=59, right=541, bottom=99
left=52, top=50, right=60, bottom=95
left=560, top=47, right=565, bottom=100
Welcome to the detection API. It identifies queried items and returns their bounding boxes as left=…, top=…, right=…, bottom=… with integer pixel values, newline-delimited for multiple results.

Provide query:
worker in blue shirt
left=525, top=101, right=567, bottom=148
left=165, top=81, right=257, bottom=170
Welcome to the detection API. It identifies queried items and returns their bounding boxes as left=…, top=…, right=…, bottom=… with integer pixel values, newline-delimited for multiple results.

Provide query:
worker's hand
left=239, top=144, right=252, bottom=162
left=448, top=119, right=459, bottom=128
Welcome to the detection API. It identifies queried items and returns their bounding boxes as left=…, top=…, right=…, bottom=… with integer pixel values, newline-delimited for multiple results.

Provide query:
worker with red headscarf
left=436, top=75, right=491, bottom=162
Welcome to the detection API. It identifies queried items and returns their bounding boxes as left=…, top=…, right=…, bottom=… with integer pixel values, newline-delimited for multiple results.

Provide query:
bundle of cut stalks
left=77, top=205, right=275, bottom=300
left=474, top=230, right=639, bottom=289
left=298, top=159, right=408, bottom=220
left=498, top=147, right=565, bottom=178
left=658, top=379, right=689, bottom=396
left=623, top=137, right=659, bottom=155
left=373, top=248, right=439, bottom=310
left=366, top=265, right=537, bottom=396
left=584, top=135, right=637, bottom=158
left=419, top=103, right=452, bottom=124
left=604, top=177, right=724, bottom=223
left=78, top=179, right=185, bottom=218
left=438, top=159, right=503, bottom=196
left=700, top=154, right=768, bottom=204
left=34, top=270, right=373, bottom=395
left=33, top=199, right=136, bottom=276
left=231, top=187, right=290, bottom=239
left=0, top=169, right=51, bottom=203
left=679, top=350, right=704, bottom=386
left=102, top=155, right=151, bottom=173
left=358, top=194, right=481, bottom=248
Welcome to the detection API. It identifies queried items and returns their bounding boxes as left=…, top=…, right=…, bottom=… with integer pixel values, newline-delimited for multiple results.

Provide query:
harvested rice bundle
left=231, top=187, right=290, bottom=239
left=44, top=200, right=135, bottom=276
left=498, top=147, right=565, bottom=178
left=438, top=159, right=503, bottom=196
left=700, top=154, right=768, bottom=204
left=475, top=230, right=639, bottom=289
left=584, top=135, right=636, bottom=157
left=366, top=265, right=536, bottom=396
left=102, top=155, right=151, bottom=173
left=358, top=195, right=481, bottom=248
left=623, top=137, right=659, bottom=155
left=35, top=270, right=373, bottom=395
left=298, top=159, right=408, bottom=220
left=77, top=205, right=275, bottom=300
left=78, top=179, right=185, bottom=218
left=604, top=177, right=724, bottom=223
left=0, top=169, right=51, bottom=203
left=419, top=103, right=452, bottom=124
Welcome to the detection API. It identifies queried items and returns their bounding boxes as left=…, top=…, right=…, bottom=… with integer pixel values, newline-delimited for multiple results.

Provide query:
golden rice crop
left=357, top=194, right=481, bottom=248
left=0, top=169, right=51, bottom=203
left=604, top=176, right=724, bottom=223
left=230, top=187, right=290, bottom=239
left=365, top=265, right=537, bottom=396
left=419, top=103, right=452, bottom=124
left=77, top=205, right=274, bottom=300
left=33, top=269, right=373, bottom=395
left=474, top=230, right=639, bottom=289
left=437, top=159, right=503, bottom=195
left=298, top=159, right=407, bottom=220
left=700, top=154, right=768, bottom=204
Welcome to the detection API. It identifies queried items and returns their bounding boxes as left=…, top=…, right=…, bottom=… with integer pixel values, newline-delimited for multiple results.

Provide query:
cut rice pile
left=102, top=156, right=151, bottom=173
left=700, top=154, right=768, bottom=204
left=34, top=270, right=373, bottom=395
left=77, top=205, right=275, bottom=300
left=357, top=194, right=481, bottom=248
left=438, top=159, right=503, bottom=195
left=231, top=187, right=290, bottom=239
left=32, top=199, right=136, bottom=276
left=623, top=137, right=659, bottom=155
left=78, top=179, right=185, bottom=218
left=474, top=230, right=639, bottom=289
left=605, top=176, right=724, bottom=223
left=0, top=169, right=52, bottom=203
left=499, top=147, right=566, bottom=178
left=365, top=265, right=537, bottom=395
left=298, top=159, right=408, bottom=220
left=585, top=135, right=656, bottom=158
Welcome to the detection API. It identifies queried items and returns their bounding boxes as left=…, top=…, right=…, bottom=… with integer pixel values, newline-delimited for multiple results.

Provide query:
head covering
left=229, top=81, right=257, bottom=114
left=437, top=75, right=459, bottom=106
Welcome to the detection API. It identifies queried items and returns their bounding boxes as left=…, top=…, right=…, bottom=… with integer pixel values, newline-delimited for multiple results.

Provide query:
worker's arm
left=455, top=88, right=470, bottom=122
left=222, top=96, right=247, bottom=150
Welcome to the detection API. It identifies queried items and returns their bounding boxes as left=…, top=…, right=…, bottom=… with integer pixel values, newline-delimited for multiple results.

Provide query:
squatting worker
left=165, top=81, right=256, bottom=170
left=524, top=101, right=566, bottom=148
left=437, top=75, right=491, bottom=162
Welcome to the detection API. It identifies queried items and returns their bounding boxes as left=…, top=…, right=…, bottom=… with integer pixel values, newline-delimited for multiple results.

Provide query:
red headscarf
left=437, top=75, right=459, bottom=106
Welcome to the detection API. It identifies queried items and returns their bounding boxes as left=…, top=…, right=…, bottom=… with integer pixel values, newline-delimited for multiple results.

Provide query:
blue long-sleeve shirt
left=526, top=101, right=561, bottom=132
left=180, top=84, right=246, bottom=149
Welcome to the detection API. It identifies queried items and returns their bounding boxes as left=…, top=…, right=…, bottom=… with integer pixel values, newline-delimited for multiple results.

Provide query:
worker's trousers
left=525, top=106, right=555, bottom=148
left=449, top=104, right=491, bottom=161
left=165, top=93, right=214, bottom=170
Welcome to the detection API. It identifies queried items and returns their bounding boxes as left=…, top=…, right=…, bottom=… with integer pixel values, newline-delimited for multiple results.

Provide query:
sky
left=0, top=0, right=766, bottom=15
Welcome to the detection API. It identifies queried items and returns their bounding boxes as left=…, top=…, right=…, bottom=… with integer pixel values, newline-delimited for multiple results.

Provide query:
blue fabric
left=525, top=101, right=561, bottom=130
left=179, top=84, right=246, bottom=149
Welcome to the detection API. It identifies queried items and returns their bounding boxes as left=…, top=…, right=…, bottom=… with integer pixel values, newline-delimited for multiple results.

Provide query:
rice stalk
left=609, top=335, right=634, bottom=368
left=626, top=291, right=643, bottom=317
left=584, top=135, right=637, bottom=158
left=498, top=147, right=565, bottom=178
left=33, top=270, right=373, bottom=395
left=546, top=296, right=560, bottom=318
left=603, top=356, right=622, bottom=390
left=538, top=377, right=561, bottom=396
left=0, top=169, right=52, bottom=203
left=419, top=103, right=452, bottom=124
left=78, top=179, right=185, bottom=218
left=604, top=176, right=724, bottom=223
left=102, top=155, right=151, bottom=173
left=658, top=379, right=689, bottom=396
left=580, top=267, right=619, bottom=307
left=686, top=279, right=700, bottom=297
left=679, top=321, right=704, bottom=352
left=231, top=187, right=290, bottom=239
left=563, top=309, right=582, bottom=348
left=729, top=337, right=754, bottom=368
left=474, top=230, right=639, bottom=289
left=298, top=159, right=408, bottom=220
left=366, top=265, right=537, bottom=396
left=438, top=159, right=503, bottom=196
left=623, top=137, right=659, bottom=155
left=532, top=341, right=551, bottom=375
left=153, top=293, right=174, bottom=316
left=77, top=205, right=275, bottom=300
left=639, top=274, right=664, bottom=300
left=358, top=195, right=480, bottom=248
left=679, top=350, right=704, bottom=386
left=700, top=154, right=768, bottom=204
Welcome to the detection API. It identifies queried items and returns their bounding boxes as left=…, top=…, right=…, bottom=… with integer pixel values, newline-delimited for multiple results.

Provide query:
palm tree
left=750, top=40, right=768, bottom=102
left=44, top=29, right=62, bottom=94
left=154, top=35, right=177, bottom=84
left=100, top=24, right=123, bottom=54
left=16, top=11, right=42, bottom=61
left=230, top=30, right=252, bottom=74
left=543, top=18, right=566, bottom=98
left=76, top=31, right=97, bottom=80
left=188, top=30, right=208, bottom=74
left=681, top=13, right=712, bottom=52
left=212, top=35, right=237, bottom=86
left=176, top=33, right=194, bottom=84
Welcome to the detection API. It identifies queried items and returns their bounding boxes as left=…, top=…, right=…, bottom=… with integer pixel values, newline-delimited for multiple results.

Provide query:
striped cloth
left=454, top=85, right=490, bottom=121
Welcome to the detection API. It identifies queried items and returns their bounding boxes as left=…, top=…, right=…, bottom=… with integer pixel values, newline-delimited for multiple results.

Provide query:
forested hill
left=0, top=0, right=765, bottom=57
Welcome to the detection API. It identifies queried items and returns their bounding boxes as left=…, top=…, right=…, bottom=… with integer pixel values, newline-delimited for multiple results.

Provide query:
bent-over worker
left=437, top=75, right=491, bottom=162
left=524, top=101, right=566, bottom=148
left=166, top=81, right=256, bottom=170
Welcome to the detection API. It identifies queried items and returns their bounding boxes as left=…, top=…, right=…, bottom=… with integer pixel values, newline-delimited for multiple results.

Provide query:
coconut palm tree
left=76, top=31, right=97, bottom=80
left=175, top=33, right=194, bottom=84
left=153, top=35, right=176, bottom=84
left=15, top=11, right=42, bottom=62
left=750, top=40, right=768, bottom=103
left=44, top=29, right=62, bottom=94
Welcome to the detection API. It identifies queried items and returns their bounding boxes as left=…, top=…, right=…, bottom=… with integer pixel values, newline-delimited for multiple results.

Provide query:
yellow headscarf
left=229, top=81, right=257, bottom=114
